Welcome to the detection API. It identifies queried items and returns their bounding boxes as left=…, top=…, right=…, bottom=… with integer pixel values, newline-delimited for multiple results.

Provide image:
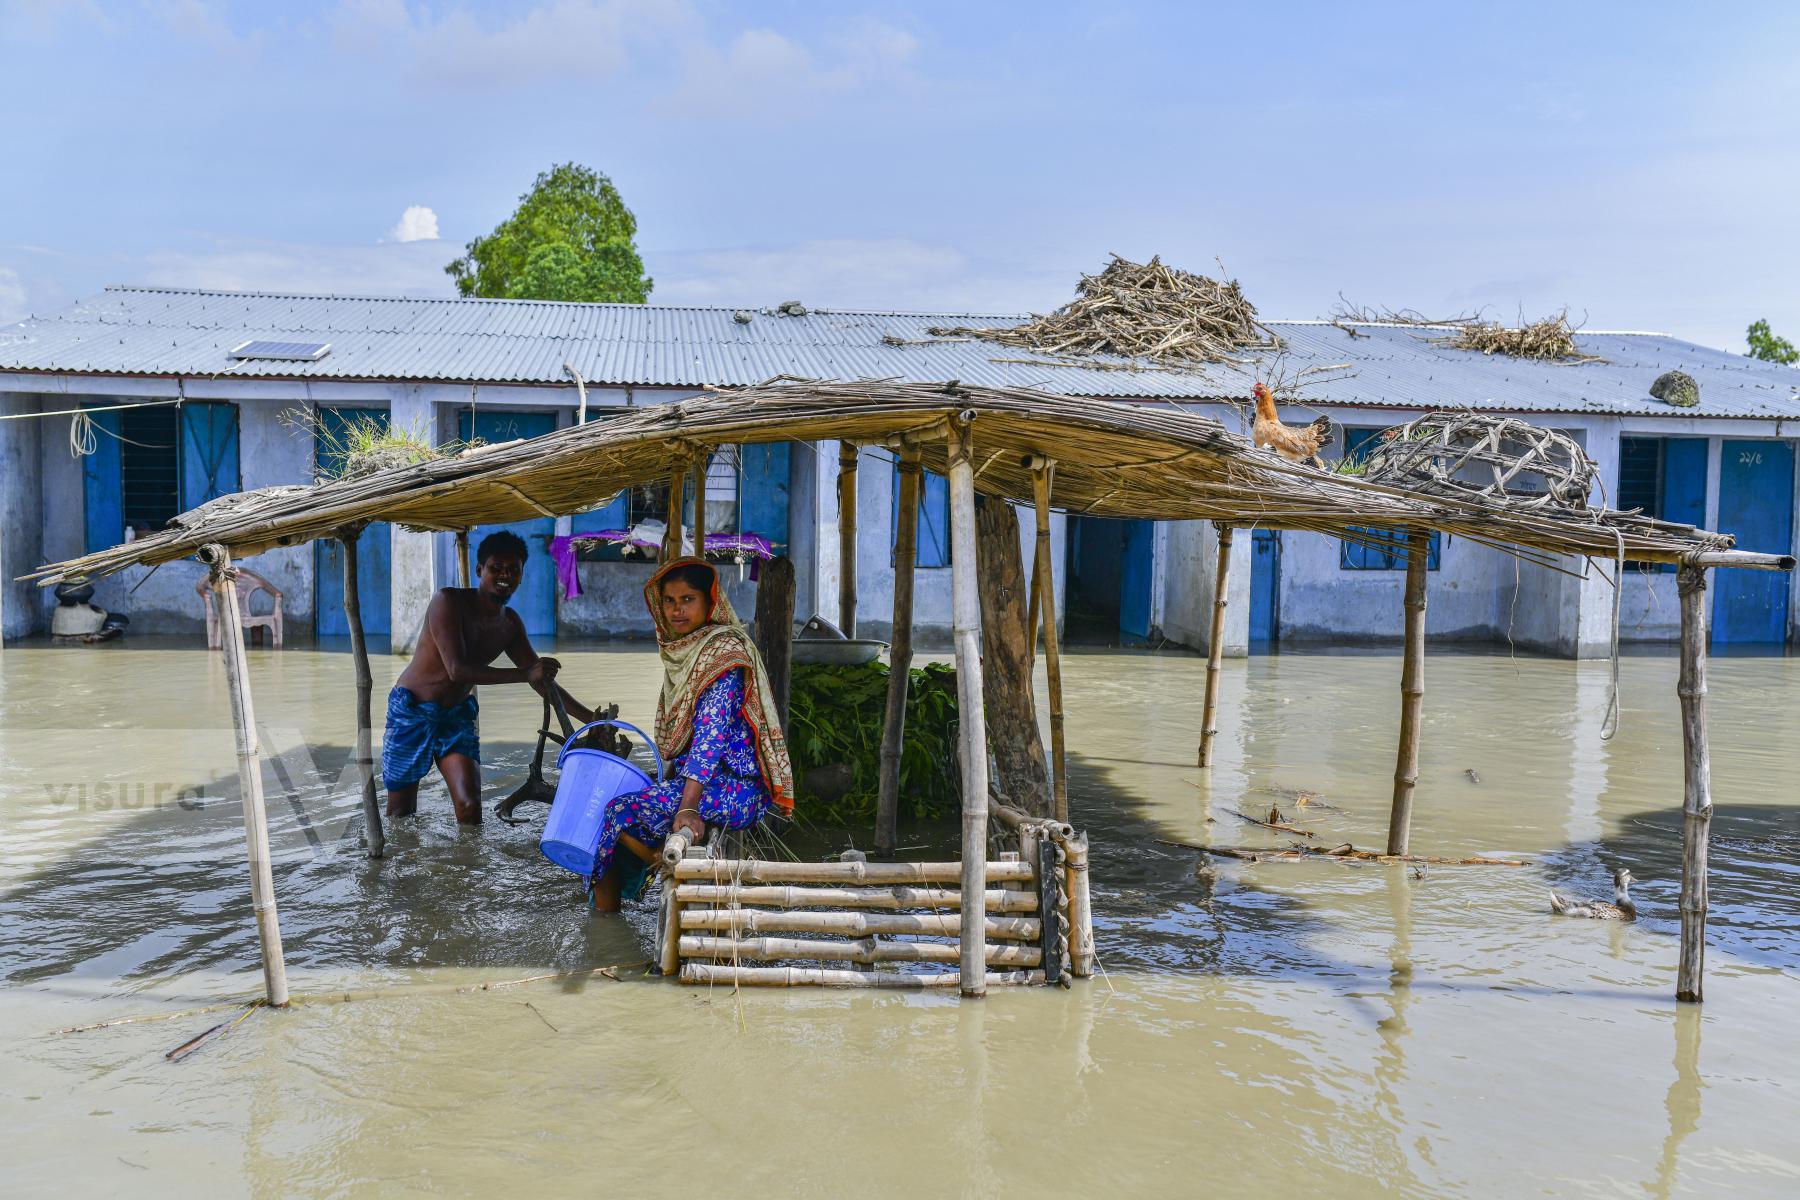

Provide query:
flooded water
left=2, top=637, right=1798, bottom=1198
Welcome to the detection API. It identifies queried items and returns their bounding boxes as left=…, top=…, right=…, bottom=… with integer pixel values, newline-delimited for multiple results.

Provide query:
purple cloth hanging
left=547, top=531, right=779, bottom=600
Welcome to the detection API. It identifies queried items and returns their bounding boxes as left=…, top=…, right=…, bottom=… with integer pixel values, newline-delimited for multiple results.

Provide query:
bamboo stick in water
left=671, top=859, right=1035, bottom=885
left=200, top=544, right=290, bottom=1007
left=673, top=883, right=1038, bottom=912
left=1386, top=529, right=1429, bottom=855
left=1031, top=460, right=1068, bottom=820
left=1676, top=563, right=1713, bottom=1003
left=1198, top=524, right=1233, bottom=768
left=680, top=908, right=1041, bottom=941
left=948, top=419, right=991, bottom=996
left=680, top=964, right=1046, bottom=989
left=339, top=528, right=383, bottom=859
left=678, top=935, right=1043, bottom=967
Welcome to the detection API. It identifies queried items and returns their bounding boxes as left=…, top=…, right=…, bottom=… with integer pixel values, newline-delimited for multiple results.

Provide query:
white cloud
left=0, top=267, right=27, bottom=325
left=669, top=19, right=919, bottom=114
left=141, top=236, right=458, bottom=299
left=386, top=205, right=440, bottom=243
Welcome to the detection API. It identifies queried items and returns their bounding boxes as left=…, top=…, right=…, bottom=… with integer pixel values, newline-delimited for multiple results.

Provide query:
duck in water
left=1549, top=868, right=1636, bottom=921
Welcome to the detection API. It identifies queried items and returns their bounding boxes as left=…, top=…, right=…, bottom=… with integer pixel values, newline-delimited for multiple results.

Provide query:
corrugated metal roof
left=2, top=285, right=1797, bottom=417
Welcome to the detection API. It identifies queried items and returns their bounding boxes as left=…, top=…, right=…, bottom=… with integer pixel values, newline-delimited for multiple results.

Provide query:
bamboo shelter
left=27, top=378, right=1792, bottom=1003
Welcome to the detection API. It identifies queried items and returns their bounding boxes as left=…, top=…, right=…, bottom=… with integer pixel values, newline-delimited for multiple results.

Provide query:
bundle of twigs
left=926, top=255, right=1278, bottom=366
left=1451, top=309, right=1601, bottom=363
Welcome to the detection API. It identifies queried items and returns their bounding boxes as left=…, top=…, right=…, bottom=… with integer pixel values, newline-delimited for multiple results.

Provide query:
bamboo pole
left=1676, top=563, right=1713, bottom=1003
left=680, top=908, right=1040, bottom=941
left=838, top=441, right=858, bottom=636
left=662, top=467, right=685, bottom=561
left=455, top=528, right=471, bottom=587
left=947, top=419, right=992, bottom=996
left=692, top=453, right=708, bottom=556
left=339, top=528, right=383, bottom=859
left=1031, top=460, right=1067, bottom=820
left=878, top=448, right=923, bottom=852
left=672, top=859, right=1034, bottom=885
left=1063, top=830, right=1094, bottom=977
left=680, top=964, right=1045, bottom=989
left=657, top=875, right=683, bottom=976
left=678, top=935, right=1043, bottom=967
left=198, top=544, right=289, bottom=1008
left=1198, top=524, right=1234, bottom=768
left=1386, top=529, right=1429, bottom=856
left=673, top=883, right=1038, bottom=912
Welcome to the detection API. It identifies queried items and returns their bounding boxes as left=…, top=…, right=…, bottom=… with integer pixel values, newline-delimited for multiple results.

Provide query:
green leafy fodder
left=786, top=661, right=961, bottom=827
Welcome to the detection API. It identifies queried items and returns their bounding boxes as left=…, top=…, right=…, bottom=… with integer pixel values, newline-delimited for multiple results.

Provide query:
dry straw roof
left=28, top=379, right=1790, bottom=589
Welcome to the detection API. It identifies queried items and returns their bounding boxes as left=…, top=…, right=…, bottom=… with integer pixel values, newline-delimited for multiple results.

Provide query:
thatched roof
left=26, top=379, right=1792, bottom=587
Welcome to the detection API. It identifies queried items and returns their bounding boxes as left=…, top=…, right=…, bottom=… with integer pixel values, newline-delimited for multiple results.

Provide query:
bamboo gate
left=28, top=379, right=1793, bottom=1005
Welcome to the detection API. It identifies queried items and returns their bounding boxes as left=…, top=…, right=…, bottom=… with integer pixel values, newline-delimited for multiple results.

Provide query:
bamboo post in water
left=199, top=544, right=290, bottom=1007
left=1386, top=529, right=1429, bottom=856
left=1198, top=525, right=1234, bottom=768
left=878, top=447, right=923, bottom=853
left=838, top=442, right=858, bottom=636
left=455, top=528, right=471, bottom=587
left=1030, top=459, right=1067, bottom=821
left=339, top=527, right=383, bottom=859
left=1676, top=563, right=1713, bottom=1003
left=947, top=418, right=991, bottom=997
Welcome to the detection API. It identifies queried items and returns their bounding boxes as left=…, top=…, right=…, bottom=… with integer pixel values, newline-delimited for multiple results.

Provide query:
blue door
left=1713, top=440, right=1794, bottom=645
left=1250, top=529, right=1280, bottom=645
left=459, top=410, right=558, bottom=638
left=315, top=408, right=392, bottom=638
left=1119, top=519, right=1154, bottom=642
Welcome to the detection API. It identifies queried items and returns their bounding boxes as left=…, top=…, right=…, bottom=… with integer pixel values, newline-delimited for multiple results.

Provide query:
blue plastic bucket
left=539, top=719, right=663, bottom=877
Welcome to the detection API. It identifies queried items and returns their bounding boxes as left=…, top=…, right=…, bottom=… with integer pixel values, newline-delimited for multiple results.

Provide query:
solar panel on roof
left=230, top=339, right=331, bottom=361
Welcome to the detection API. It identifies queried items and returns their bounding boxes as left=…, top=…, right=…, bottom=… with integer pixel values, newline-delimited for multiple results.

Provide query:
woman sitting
left=589, top=557, right=795, bottom=911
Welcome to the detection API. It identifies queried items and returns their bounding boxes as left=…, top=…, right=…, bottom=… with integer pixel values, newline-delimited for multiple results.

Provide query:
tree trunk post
left=1030, top=461, right=1067, bottom=820
left=946, top=419, right=990, bottom=997
left=977, top=495, right=1051, bottom=813
left=1676, top=563, right=1713, bottom=1003
left=692, top=453, right=709, bottom=557
left=662, top=467, right=685, bottom=561
left=752, top=556, right=797, bottom=736
left=877, top=447, right=923, bottom=853
left=1386, top=529, right=1429, bottom=856
left=199, top=544, right=290, bottom=1008
left=340, top=528, right=384, bottom=859
left=455, top=528, right=471, bottom=587
left=1198, top=524, right=1234, bottom=768
left=838, top=442, right=858, bottom=636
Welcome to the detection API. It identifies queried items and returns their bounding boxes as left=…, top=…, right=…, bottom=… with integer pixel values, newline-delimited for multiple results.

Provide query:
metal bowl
left=792, top=638, right=889, bottom=666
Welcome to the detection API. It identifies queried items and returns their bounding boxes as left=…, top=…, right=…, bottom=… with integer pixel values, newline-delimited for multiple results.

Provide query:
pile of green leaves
left=787, top=661, right=961, bottom=826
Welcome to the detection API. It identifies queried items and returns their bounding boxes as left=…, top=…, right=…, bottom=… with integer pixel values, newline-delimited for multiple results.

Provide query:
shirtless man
left=383, top=530, right=594, bottom=824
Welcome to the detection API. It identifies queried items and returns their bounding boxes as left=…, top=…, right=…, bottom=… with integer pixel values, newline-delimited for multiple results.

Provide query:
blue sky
left=2, top=0, right=1796, bottom=351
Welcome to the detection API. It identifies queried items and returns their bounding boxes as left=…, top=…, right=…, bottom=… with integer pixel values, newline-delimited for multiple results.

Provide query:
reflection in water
left=1, top=641, right=1798, bottom=1197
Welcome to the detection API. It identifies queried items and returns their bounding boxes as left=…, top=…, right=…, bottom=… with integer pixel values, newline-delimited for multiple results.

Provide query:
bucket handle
left=558, top=719, right=664, bottom=782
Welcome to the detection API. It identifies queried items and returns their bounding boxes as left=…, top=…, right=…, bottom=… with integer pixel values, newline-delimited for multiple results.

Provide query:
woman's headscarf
left=645, top=557, right=795, bottom=814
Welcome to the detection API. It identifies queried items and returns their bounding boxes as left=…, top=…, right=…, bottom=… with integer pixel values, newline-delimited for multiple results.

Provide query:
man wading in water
left=384, top=530, right=594, bottom=824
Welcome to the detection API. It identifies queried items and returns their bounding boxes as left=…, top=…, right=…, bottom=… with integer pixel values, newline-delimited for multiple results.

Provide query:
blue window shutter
left=892, top=463, right=952, bottom=567
left=739, top=443, right=790, bottom=549
left=1661, top=438, right=1707, bottom=527
left=180, top=402, right=240, bottom=511
left=1338, top=429, right=1441, bottom=571
left=82, top=407, right=123, bottom=553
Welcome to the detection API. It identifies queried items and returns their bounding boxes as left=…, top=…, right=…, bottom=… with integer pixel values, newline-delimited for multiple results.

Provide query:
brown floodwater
left=2, top=637, right=1797, bottom=1198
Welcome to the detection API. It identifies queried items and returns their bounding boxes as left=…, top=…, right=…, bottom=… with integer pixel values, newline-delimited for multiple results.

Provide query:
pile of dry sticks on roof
left=1331, top=299, right=1603, bottom=363
left=922, top=255, right=1280, bottom=367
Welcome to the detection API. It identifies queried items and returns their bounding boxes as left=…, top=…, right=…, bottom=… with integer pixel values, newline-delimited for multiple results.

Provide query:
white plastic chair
left=198, top=567, right=285, bottom=648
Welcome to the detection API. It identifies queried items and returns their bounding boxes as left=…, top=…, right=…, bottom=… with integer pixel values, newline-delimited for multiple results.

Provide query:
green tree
left=1746, top=318, right=1798, bottom=365
left=446, top=163, right=652, bottom=303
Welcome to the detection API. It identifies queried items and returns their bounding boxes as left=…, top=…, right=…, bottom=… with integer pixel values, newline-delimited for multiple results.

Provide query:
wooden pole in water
left=752, top=556, right=796, bottom=735
left=455, top=528, right=471, bottom=587
left=691, top=453, right=709, bottom=557
left=877, top=447, right=923, bottom=853
left=1676, top=563, right=1713, bottom=1003
left=663, top=467, right=685, bottom=561
left=838, top=442, right=858, bottom=636
left=1386, top=528, right=1429, bottom=856
left=199, top=544, right=290, bottom=1007
left=947, top=418, right=990, bottom=997
left=1198, top=524, right=1234, bottom=768
left=1031, top=460, right=1067, bottom=821
left=339, top=527, right=383, bottom=859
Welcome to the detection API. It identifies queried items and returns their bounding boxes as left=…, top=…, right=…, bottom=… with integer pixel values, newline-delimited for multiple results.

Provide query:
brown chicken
left=1252, top=382, right=1333, bottom=469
